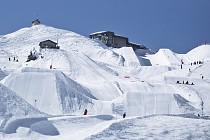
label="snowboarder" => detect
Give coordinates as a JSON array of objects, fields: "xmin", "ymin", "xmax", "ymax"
[
  {"xmin": 123, "ymin": 112, "xmax": 126, "ymax": 118},
  {"xmin": 83, "ymin": 109, "xmax": 88, "ymax": 115}
]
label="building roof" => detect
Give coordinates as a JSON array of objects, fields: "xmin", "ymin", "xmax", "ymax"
[
  {"xmin": 90, "ymin": 31, "xmax": 128, "ymax": 40},
  {"xmin": 32, "ymin": 19, "xmax": 40, "ymax": 24},
  {"xmin": 89, "ymin": 31, "xmax": 114, "ymax": 36},
  {"xmin": 40, "ymin": 40, "xmax": 57, "ymax": 45}
]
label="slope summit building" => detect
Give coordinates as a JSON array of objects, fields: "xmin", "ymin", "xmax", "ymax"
[{"xmin": 89, "ymin": 31, "xmax": 146, "ymax": 50}]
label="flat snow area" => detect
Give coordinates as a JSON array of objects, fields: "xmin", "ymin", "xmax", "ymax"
[{"xmin": 1, "ymin": 115, "xmax": 210, "ymax": 140}]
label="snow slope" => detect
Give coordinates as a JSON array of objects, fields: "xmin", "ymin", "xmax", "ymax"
[
  {"xmin": 0, "ymin": 24, "xmax": 210, "ymax": 139},
  {"xmin": 0, "ymin": 24, "xmax": 123, "ymax": 69},
  {"xmin": 186, "ymin": 44, "xmax": 210, "ymax": 62}
]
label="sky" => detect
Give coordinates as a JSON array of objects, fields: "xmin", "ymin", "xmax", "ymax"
[{"xmin": 0, "ymin": 0, "xmax": 210, "ymax": 53}]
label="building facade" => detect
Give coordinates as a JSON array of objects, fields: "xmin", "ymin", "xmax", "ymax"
[
  {"xmin": 39, "ymin": 40, "xmax": 59, "ymax": 49},
  {"xmin": 89, "ymin": 31, "xmax": 146, "ymax": 50}
]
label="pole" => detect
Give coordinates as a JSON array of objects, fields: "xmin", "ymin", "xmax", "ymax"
[
  {"xmin": 35, "ymin": 100, "xmax": 37, "ymax": 108},
  {"xmin": 201, "ymin": 101, "xmax": 204, "ymax": 116},
  {"xmin": 168, "ymin": 104, "xmax": 169, "ymax": 114}
]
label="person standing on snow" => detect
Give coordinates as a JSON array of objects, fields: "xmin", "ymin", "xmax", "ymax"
[
  {"xmin": 83, "ymin": 109, "xmax": 88, "ymax": 115},
  {"xmin": 123, "ymin": 112, "xmax": 126, "ymax": 118}
]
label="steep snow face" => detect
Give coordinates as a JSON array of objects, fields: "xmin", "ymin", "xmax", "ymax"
[
  {"xmin": 0, "ymin": 69, "xmax": 7, "ymax": 80},
  {"xmin": 0, "ymin": 83, "xmax": 43, "ymax": 117},
  {"xmin": 186, "ymin": 45, "xmax": 210, "ymax": 61},
  {"xmin": 113, "ymin": 47, "xmax": 141, "ymax": 67},
  {"xmin": 126, "ymin": 92, "xmax": 180, "ymax": 117},
  {"xmin": 1, "ymin": 68, "xmax": 95, "ymax": 115},
  {"xmin": 145, "ymin": 49, "xmax": 182, "ymax": 66}
]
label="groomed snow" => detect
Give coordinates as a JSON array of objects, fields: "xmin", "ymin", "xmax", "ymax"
[{"xmin": 0, "ymin": 24, "xmax": 210, "ymax": 139}]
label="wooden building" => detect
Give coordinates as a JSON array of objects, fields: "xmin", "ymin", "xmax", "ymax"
[
  {"xmin": 89, "ymin": 31, "xmax": 146, "ymax": 50},
  {"xmin": 39, "ymin": 40, "xmax": 59, "ymax": 49}
]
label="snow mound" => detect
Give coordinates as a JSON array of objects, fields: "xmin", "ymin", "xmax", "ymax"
[
  {"xmin": 186, "ymin": 45, "xmax": 210, "ymax": 61},
  {"xmin": 1, "ymin": 67, "xmax": 95, "ymax": 115}
]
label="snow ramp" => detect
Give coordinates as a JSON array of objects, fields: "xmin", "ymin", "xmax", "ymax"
[
  {"xmin": 113, "ymin": 47, "xmax": 141, "ymax": 67},
  {"xmin": 126, "ymin": 92, "xmax": 180, "ymax": 117},
  {"xmin": 147, "ymin": 49, "xmax": 181, "ymax": 66},
  {"xmin": 1, "ymin": 68, "xmax": 95, "ymax": 115}
]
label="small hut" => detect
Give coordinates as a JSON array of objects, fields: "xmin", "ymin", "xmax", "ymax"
[
  {"xmin": 39, "ymin": 40, "xmax": 59, "ymax": 49},
  {"xmin": 32, "ymin": 19, "xmax": 40, "ymax": 26}
]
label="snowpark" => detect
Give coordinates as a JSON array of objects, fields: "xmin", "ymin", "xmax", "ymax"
[{"xmin": 0, "ymin": 24, "xmax": 210, "ymax": 139}]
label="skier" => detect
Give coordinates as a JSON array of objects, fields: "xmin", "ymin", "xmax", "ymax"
[
  {"xmin": 123, "ymin": 112, "xmax": 126, "ymax": 118},
  {"xmin": 83, "ymin": 109, "xmax": 88, "ymax": 115},
  {"xmin": 50, "ymin": 65, "xmax": 52, "ymax": 69}
]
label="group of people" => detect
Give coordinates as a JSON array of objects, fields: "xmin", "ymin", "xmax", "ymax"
[
  {"xmin": 191, "ymin": 61, "xmax": 203, "ymax": 66},
  {"xmin": 176, "ymin": 80, "xmax": 194, "ymax": 85},
  {"xmin": 9, "ymin": 57, "xmax": 18, "ymax": 62},
  {"xmin": 83, "ymin": 109, "xmax": 126, "ymax": 118}
]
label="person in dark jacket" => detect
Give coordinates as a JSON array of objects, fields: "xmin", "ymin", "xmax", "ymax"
[
  {"xmin": 83, "ymin": 109, "xmax": 88, "ymax": 115},
  {"xmin": 123, "ymin": 112, "xmax": 126, "ymax": 118}
]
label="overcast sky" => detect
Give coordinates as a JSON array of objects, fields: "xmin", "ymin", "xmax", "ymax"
[{"xmin": 0, "ymin": 0, "xmax": 210, "ymax": 53}]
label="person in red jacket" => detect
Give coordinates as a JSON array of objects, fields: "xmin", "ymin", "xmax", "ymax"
[{"xmin": 83, "ymin": 109, "xmax": 88, "ymax": 115}]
